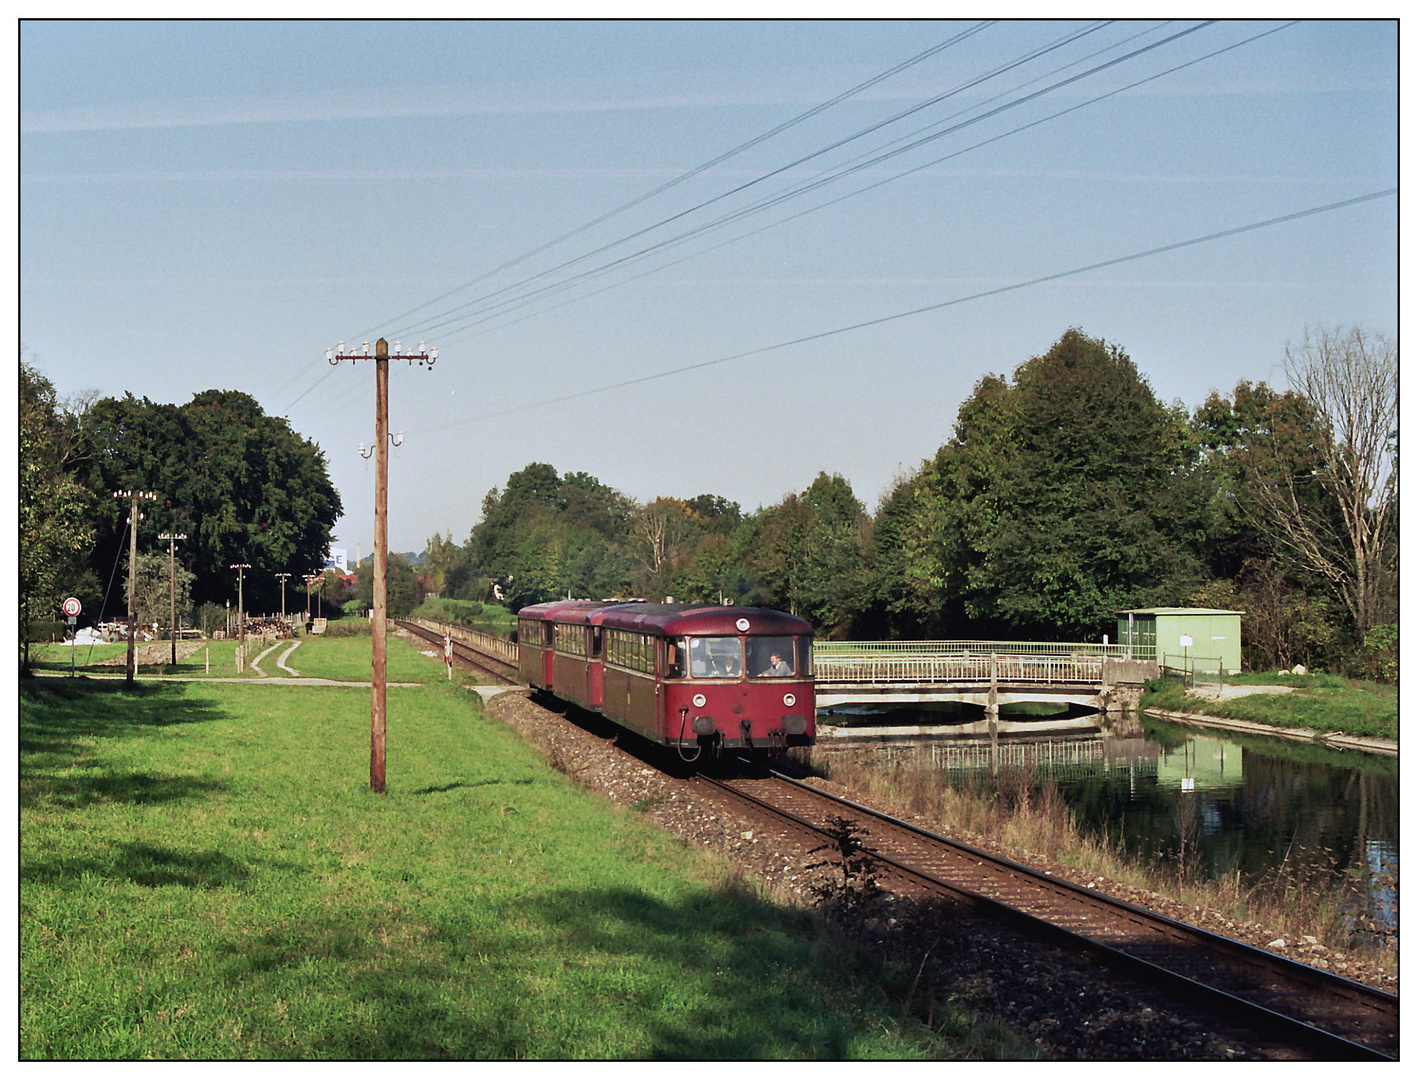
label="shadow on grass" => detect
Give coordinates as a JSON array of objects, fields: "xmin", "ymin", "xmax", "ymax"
[
  {"xmin": 210, "ymin": 884, "xmax": 867, "ymax": 1059},
  {"xmin": 22, "ymin": 840, "xmax": 263, "ymax": 890},
  {"xmin": 410, "ymin": 778, "xmax": 537, "ymax": 796},
  {"xmin": 20, "ymin": 677, "xmax": 226, "ymax": 751},
  {"xmin": 20, "ymin": 678, "xmax": 232, "ymax": 811}
]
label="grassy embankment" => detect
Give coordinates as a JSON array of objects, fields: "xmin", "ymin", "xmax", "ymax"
[
  {"xmin": 1140, "ymin": 671, "xmax": 1398, "ymax": 742},
  {"xmin": 20, "ymin": 636, "xmax": 1029, "ymax": 1060}
]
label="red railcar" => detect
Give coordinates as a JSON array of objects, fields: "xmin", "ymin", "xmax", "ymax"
[{"xmin": 516, "ymin": 601, "xmax": 814, "ymax": 759}]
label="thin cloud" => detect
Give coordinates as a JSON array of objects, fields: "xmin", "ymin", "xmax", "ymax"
[{"xmin": 20, "ymin": 81, "xmax": 805, "ymax": 135}]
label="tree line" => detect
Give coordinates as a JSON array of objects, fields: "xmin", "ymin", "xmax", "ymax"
[
  {"xmin": 19, "ymin": 366, "xmax": 342, "ymax": 663},
  {"xmin": 21, "ymin": 326, "xmax": 1396, "ymax": 680},
  {"xmin": 421, "ymin": 328, "xmax": 1396, "ymax": 680}
]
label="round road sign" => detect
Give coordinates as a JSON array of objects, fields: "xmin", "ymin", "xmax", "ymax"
[{"xmin": 62, "ymin": 596, "xmax": 82, "ymax": 617}]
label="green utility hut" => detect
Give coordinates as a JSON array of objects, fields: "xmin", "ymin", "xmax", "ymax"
[{"xmin": 1116, "ymin": 608, "xmax": 1244, "ymax": 674}]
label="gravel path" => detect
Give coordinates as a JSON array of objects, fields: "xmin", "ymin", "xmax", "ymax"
[{"xmin": 484, "ymin": 690, "xmax": 1394, "ymax": 1060}]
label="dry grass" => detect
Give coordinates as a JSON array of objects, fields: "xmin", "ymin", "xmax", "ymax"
[{"xmin": 814, "ymin": 754, "xmax": 1395, "ymax": 971}]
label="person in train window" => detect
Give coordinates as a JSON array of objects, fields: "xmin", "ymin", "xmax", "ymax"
[{"xmin": 762, "ymin": 652, "xmax": 791, "ymax": 677}]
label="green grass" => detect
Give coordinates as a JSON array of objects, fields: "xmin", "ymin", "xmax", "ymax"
[
  {"xmin": 1141, "ymin": 673, "xmax": 1398, "ymax": 741},
  {"xmin": 20, "ymin": 639, "xmax": 1021, "ymax": 1060},
  {"xmin": 27, "ymin": 631, "xmax": 448, "ymax": 685}
]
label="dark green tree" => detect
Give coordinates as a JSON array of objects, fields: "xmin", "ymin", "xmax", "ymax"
[
  {"xmin": 885, "ymin": 330, "xmax": 1208, "ymax": 639},
  {"xmin": 73, "ymin": 389, "xmax": 342, "ymax": 615}
]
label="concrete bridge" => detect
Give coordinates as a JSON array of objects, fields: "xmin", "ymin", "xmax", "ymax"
[{"xmin": 813, "ymin": 641, "xmax": 1158, "ymax": 721}]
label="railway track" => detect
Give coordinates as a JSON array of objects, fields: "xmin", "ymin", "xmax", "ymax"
[
  {"xmin": 395, "ymin": 620, "xmax": 519, "ymax": 683},
  {"xmin": 696, "ymin": 765, "xmax": 1397, "ymax": 1061}
]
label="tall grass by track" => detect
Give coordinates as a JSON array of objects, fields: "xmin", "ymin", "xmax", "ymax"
[
  {"xmin": 20, "ymin": 637, "xmax": 1026, "ymax": 1060},
  {"xmin": 813, "ymin": 753, "xmax": 1396, "ymax": 971}
]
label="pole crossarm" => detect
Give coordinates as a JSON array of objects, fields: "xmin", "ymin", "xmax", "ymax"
[{"xmin": 328, "ymin": 340, "xmax": 437, "ymax": 368}]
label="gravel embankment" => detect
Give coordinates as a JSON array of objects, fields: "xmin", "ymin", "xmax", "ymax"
[{"xmin": 484, "ymin": 689, "xmax": 1394, "ymax": 1060}]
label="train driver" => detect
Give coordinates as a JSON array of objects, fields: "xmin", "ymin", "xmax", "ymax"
[{"xmin": 762, "ymin": 652, "xmax": 791, "ymax": 677}]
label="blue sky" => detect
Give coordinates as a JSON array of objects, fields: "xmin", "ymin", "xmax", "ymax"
[{"xmin": 19, "ymin": 18, "xmax": 1398, "ymax": 558}]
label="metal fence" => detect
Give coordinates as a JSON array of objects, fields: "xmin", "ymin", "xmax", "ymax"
[
  {"xmin": 1160, "ymin": 652, "xmax": 1223, "ymax": 693},
  {"xmin": 409, "ymin": 618, "xmax": 518, "ymax": 664}
]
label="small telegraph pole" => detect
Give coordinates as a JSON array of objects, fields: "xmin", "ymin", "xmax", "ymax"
[
  {"xmin": 159, "ymin": 532, "xmax": 186, "ymax": 666},
  {"xmin": 114, "ymin": 489, "xmax": 157, "ymax": 685},
  {"xmin": 231, "ymin": 563, "xmax": 251, "ymax": 672},
  {"xmin": 327, "ymin": 337, "xmax": 437, "ymax": 794},
  {"xmin": 276, "ymin": 572, "xmax": 291, "ymax": 629}
]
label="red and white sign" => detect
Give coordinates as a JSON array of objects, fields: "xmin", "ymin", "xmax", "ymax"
[{"xmin": 62, "ymin": 596, "xmax": 82, "ymax": 618}]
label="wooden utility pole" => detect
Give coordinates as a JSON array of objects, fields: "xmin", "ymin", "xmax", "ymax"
[
  {"xmin": 159, "ymin": 532, "xmax": 186, "ymax": 666},
  {"xmin": 114, "ymin": 489, "xmax": 157, "ymax": 685},
  {"xmin": 372, "ymin": 339, "xmax": 390, "ymax": 793},
  {"xmin": 231, "ymin": 563, "xmax": 251, "ymax": 672},
  {"xmin": 328, "ymin": 336, "xmax": 436, "ymax": 793}
]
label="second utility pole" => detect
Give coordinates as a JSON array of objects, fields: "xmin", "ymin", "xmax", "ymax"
[
  {"xmin": 371, "ymin": 338, "xmax": 390, "ymax": 794},
  {"xmin": 328, "ymin": 335, "xmax": 436, "ymax": 794}
]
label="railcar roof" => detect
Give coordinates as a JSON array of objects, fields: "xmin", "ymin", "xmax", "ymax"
[
  {"xmin": 516, "ymin": 600, "xmax": 614, "ymax": 623},
  {"xmin": 594, "ymin": 603, "xmax": 811, "ymax": 636}
]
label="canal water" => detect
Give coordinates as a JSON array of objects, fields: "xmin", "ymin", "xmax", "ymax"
[{"xmin": 811, "ymin": 706, "xmax": 1398, "ymax": 948}]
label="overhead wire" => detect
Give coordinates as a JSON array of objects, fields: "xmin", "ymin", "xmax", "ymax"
[
  {"xmin": 275, "ymin": 22, "xmax": 998, "ymax": 419},
  {"xmin": 463, "ymin": 19, "xmax": 1306, "ymax": 349},
  {"xmin": 393, "ymin": 20, "xmax": 1123, "ymax": 341},
  {"xmin": 361, "ymin": 20, "xmax": 998, "ymax": 341},
  {"xmin": 421, "ymin": 188, "xmax": 1396, "ymax": 431},
  {"xmin": 420, "ymin": 20, "xmax": 1226, "ymax": 348}
]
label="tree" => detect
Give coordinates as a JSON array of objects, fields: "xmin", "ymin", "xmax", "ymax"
[
  {"xmin": 19, "ymin": 360, "xmax": 95, "ymax": 666},
  {"xmin": 1243, "ymin": 327, "xmax": 1397, "ymax": 640},
  {"xmin": 130, "ymin": 551, "xmax": 196, "ymax": 635},
  {"xmin": 74, "ymin": 389, "xmax": 342, "ymax": 614},
  {"xmin": 738, "ymin": 473, "xmax": 871, "ymax": 637},
  {"xmin": 898, "ymin": 330, "xmax": 1208, "ymax": 639}
]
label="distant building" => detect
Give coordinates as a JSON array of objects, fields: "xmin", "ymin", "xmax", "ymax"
[
  {"xmin": 1116, "ymin": 608, "xmax": 1244, "ymax": 674},
  {"xmin": 325, "ymin": 547, "xmax": 349, "ymax": 572}
]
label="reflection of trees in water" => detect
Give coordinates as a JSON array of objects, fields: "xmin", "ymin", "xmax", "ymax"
[{"xmin": 817, "ymin": 729, "xmax": 1398, "ymax": 946}]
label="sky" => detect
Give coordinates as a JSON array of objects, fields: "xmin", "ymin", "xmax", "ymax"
[{"xmin": 18, "ymin": 16, "xmax": 1398, "ymax": 560}]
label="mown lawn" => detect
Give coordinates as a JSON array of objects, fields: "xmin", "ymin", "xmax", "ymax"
[{"xmin": 20, "ymin": 638, "xmax": 1019, "ymax": 1060}]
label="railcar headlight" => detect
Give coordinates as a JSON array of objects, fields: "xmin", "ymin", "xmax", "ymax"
[
  {"xmin": 692, "ymin": 693, "xmax": 707, "ymax": 708},
  {"xmin": 782, "ymin": 693, "xmax": 796, "ymax": 707}
]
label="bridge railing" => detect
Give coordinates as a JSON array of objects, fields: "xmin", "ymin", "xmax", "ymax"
[
  {"xmin": 814, "ymin": 639, "xmax": 1148, "ymax": 659},
  {"xmin": 813, "ymin": 648, "xmax": 1106, "ymax": 685}
]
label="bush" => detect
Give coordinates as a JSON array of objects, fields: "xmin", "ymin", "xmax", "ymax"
[
  {"xmin": 1352, "ymin": 623, "xmax": 1398, "ymax": 685},
  {"xmin": 410, "ymin": 597, "xmax": 488, "ymax": 627}
]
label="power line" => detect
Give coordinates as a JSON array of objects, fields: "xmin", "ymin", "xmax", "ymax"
[
  {"xmin": 422, "ymin": 189, "xmax": 1395, "ymax": 431},
  {"xmin": 395, "ymin": 21, "xmax": 1128, "ymax": 341},
  {"xmin": 361, "ymin": 22, "xmax": 998, "ymax": 341},
  {"xmin": 427, "ymin": 20, "xmax": 1252, "ymax": 350}
]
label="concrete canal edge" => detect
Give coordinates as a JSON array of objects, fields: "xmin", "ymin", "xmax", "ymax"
[{"xmin": 1144, "ymin": 708, "xmax": 1397, "ymax": 757}]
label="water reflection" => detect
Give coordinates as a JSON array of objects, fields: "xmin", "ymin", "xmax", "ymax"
[{"xmin": 812, "ymin": 709, "xmax": 1398, "ymax": 944}]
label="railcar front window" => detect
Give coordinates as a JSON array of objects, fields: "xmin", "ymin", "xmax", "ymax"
[
  {"xmin": 686, "ymin": 636, "xmax": 742, "ymax": 678},
  {"xmin": 748, "ymin": 636, "xmax": 800, "ymax": 677}
]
